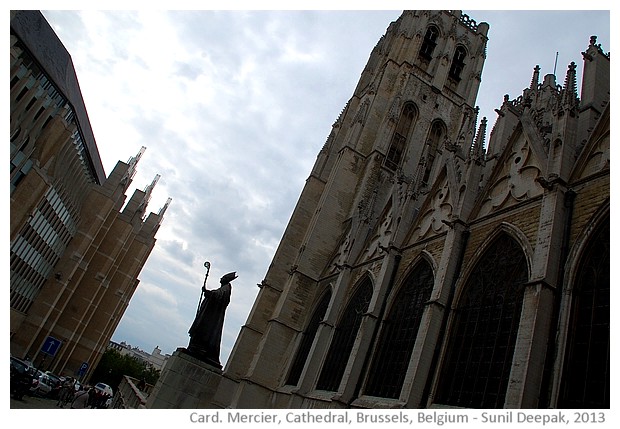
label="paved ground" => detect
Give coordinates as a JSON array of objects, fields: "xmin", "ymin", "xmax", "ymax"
[{"xmin": 10, "ymin": 394, "xmax": 65, "ymax": 409}]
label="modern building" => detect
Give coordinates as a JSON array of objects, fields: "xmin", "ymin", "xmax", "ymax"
[
  {"xmin": 198, "ymin": 10, "xmax": 609, "ymax": 409},
  {"xmin": 10, "ymin": 10, "xmax": 170, "ymax": 382}
]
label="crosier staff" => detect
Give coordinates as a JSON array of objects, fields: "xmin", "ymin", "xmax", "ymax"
[{"xmin": 196, "ymin": 261, "xmax": 211, "ymax": 316}]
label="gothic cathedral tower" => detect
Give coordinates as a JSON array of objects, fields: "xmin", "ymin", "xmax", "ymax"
[
  {"xmin": 222, "ymin": 10, "xmax": 490, "ymax": 408},
  {"xmin": 198, "ymin": 10, "xmax": 608, "ymax": 410}
]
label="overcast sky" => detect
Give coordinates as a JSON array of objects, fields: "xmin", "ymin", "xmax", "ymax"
[{"xmin": 36, "ymin": 7, "xmax": 611, "ymax": 365}]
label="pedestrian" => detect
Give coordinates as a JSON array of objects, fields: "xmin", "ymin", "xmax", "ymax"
[
  {"xmin": 86, "ymin": 385, "xmax": 96, "ymax": 408},
  {"xmin": 70, "ymin": 385, "xmax": 89, "ymax": 409},
  {"xmin": 56, "ymin": 377, "xmax": 74, "ymax": 408}
]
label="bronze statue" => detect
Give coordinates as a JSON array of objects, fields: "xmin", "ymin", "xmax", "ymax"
[{"xmin": 186, "ymin": 271, "xmax": 237, "ymax": 368}]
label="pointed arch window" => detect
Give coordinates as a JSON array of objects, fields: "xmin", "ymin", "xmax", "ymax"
[
  {"xmin": 386, "ymin": 102, "xmax": 417, "ymax": 171},
  {"xmin": 419, "ymin": 25, "xmax": 439, "ymax": 61},
  {"xmin": 559, "ymin": 218, "xmax": 609, "ymax": 408},
  {"xmin": 364, "ymin": 259, "xmax": 434, "ymax": 399},
  {"xmin": 316, "ymin": 278, "xmax": 373, "ymax": 392},
  {"xmin": 448, "ymin": 46, "xmax": 467, "ymax": 82},
  {"xmin": 435, "ymin": 234, "xmax": 527, "ymax": 408},
  {"xmin": 285, "ymin": 290, "xmax": 332, "ymax": 386},
  {"xmin": 421, "ymin": 120, "xmax": 446, "ymax": 186}
]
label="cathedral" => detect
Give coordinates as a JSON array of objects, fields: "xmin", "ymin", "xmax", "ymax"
[{"xmin": 185, "ymin": 10, "xmax": 610, "ymax": 409}]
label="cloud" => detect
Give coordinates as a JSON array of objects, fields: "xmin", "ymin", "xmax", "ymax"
[{"xmin": 39, "ymin": 10, "xmax": 610, "ymax": 366}]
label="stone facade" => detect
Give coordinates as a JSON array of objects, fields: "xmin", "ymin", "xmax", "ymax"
[
  {"xmin": 197, "ymin": 10, "xmax": 609, "ymax": 409},
  {"xmin": 9, "ymin": 11, "xmax": 169, "ymax": 382}
]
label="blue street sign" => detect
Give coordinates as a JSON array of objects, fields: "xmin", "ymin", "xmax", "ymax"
[
  {"xmin": 78, "ymin": 361, "xmax": 89, "ymax": 375},
  {"xmin": 41, "ymin": 336, "xmax": 62, "ymax": 356}
]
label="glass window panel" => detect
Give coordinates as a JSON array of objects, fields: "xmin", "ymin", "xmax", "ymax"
[
  {"xmin": 285, "ymin": 291, "xmax": 332, "ymax": 386},
  {"xmin": 364, "ymin": 260, "xmax": 434, "ymax": 398},
  {"xmin": 559, "ymin": 218, "xmax": 609, "ymax": 408},
  {"xmin": 435, "ymin": 234, "xmax": 527, "ymax": 408},
  {"xmin": 316, "ymin": 279, "xmax": 373, "ymax": 391}
]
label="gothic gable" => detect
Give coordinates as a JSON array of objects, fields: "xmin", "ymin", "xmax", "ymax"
[
  {"xmin": 324, "ymin": 196, "xmax": 395, "ymax": 274},
  {"xmin": 358, "ymin": 202, "xmax": 394, "ymax": 263},
  {"xmin": 570, "ymin": 104, "xmax": 610, "ymax": 182},
  {"xmin": 477, "ymin": 128, "xmax": 544, "ymax": 217},
  {"xmin": 409, "ymin": 169, "xmax": 453, "ymax": 241},
  {"xmin": 325, "ymin": 220, "xmax": 353, "ymax": 275}
]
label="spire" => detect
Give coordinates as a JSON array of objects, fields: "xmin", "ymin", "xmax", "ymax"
[
  {"xmin": 121, "ymin": 146, "xmax": 146, "ymax": 187},
  {"xmin": 158, "ymin": 197, "xmax": 172, "ymax": 217},
  {"xmin": 157, "ymin": 197, "xmax": 172, "ymax": 225},
  {"xmin": 466, "ymin": 106, "xmax": 480, "ymax": 149},
  {"xmin": 469, "ymin": 117, "xmax": 487, "ymax": 163},
  {"xmin": 582, "ymin": 35, "xmax": 609, "ymax": 61},
  {"xmin": 137, "ymin": 174, "xmax": 160, "ymax": 216},
  {"xmin": 529, "ymin": 65, "xmax": 540, "ymax": 91},
  {"xmin": 562, "ymin": 61, "xmax": 578, "ymax": 108}
]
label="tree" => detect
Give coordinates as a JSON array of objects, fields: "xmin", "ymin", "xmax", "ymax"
[{"xmin": 89, "ymin": 349, "xmax": 160, "ymax": 391}]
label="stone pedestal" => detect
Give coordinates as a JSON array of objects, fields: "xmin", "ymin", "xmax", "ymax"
[{"xmin": 146, "ymin": 347, "xmax": 223, "ymax": 409}]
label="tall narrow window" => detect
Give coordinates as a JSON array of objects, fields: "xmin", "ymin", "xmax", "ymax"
[
  {"xmin": 559, "ymin": 218, "xmax": 609, "ymax": 408},
  {"xmin": 316, "ymin": 278, "xmax": 373, "ymax": 392},
  {"xmin": 421, "ymin": 120, "xmax": 446, "ymax": 186},
  {"xmin": 10, "ymin": 187, "xmax": 78, "ymax": 313},
  {"xmin": 448, "ymin": 46, "xmax": 467, "ymax": 82},
  {"xmin": 285, "ymin": 290, "xmax": 332, "ymax": 386},
  {"xmin": 435, "ymin": 234, "xmax": 527, "ymax": 408},
  {"xmin": 364, "ymin": 260, "xmax": 434, "ymax": 399},
  {"xmin": 419, "ymin": 26, "xmax": 439, "ymax": 61},
  {"xmin": 386, "ymin": 103, "xmax": 417, "ymax": 171}
]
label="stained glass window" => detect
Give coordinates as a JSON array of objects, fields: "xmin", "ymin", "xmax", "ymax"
[
  {"xmin": 435, "ymin": 234, "xmax": 527, "ymax": 408},
  {"xmin": 316, "ymin": 278, "xmax": 373, "ymax": 391},
  {"xmin": 364, "ymin": 260, "xmax": 434, "ymax": 398},
  {"xmin": 285, "ymin": 290, "xmax": 332, "ymax": 386},
  {"xmin": 559, "ymin": 218, "xmax": 609, "ymax": 408}
]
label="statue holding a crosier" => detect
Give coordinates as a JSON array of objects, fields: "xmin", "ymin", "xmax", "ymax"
[{"xmin": 186, "ymin": 261, "xmax": 237, "ymax": 369}]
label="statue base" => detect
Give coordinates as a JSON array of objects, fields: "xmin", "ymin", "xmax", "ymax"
[
  {"xmin": 184, "ymin": 346, "xmax": 223, "ymax": 369},
  {"xmin": 146, "ymin": 347, "xmax": 224, "ymax": 409}
]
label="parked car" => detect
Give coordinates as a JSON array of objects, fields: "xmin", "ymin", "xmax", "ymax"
[
  {"xmin": 45, "ymin": 371, "xmax": 63, "ymax": 385},
  {"xmin": 44, "ymin": 371, "xmax": 64, "ymax": 399},
  {"xmin": 94, "ymin": 382, "xmax": 113, "ymax": 396},
  {"xmin": 32, "ymin": 371, "xmax": 55, "ymax": 397},
  {"xmin": 29, "ymin": 376, "xmax": 40, "ymax": 395},
  {"xmin": 10, "ymin": 357, "xmax": 37, "ymax": 400},
  {"xmin": 92, "ymin": 382, "xmax": 114, "ymax": 408},
  {"xmin": 10, "ymin": 356, "xmax": 34, "ymax": 373}
]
